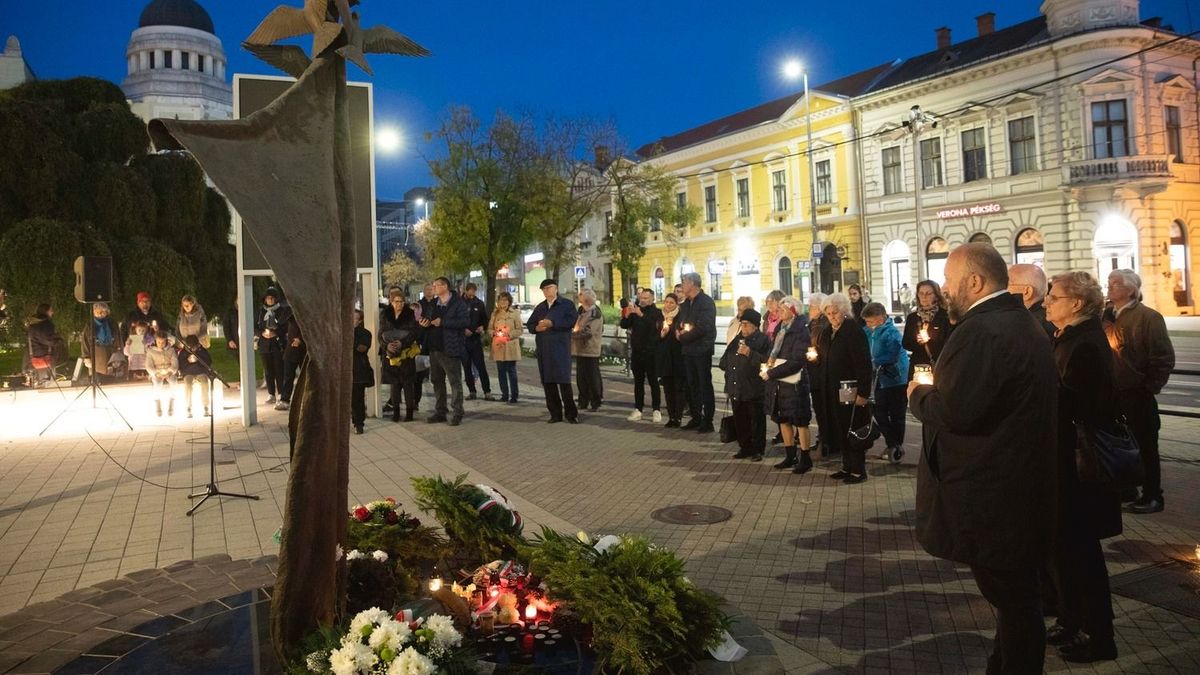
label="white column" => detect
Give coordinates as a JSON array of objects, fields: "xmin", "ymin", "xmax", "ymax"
[
  {"xmin": 203, "ymin": 54, "xmax": 212, "ymax": 75},
  {"xmin": 127, "ymin": 55, "xmax": 136, "ymax": 74},
  {"xmin": 139, "ymin": 51, "xmax": 149, "ymax": 70},
  {"xmin": 154, "ymin": 49, "xmax": 164, "ymax": 69},
  {"xmin": 217, "ymin": 60, "xmax": 225, "ymax": 79},
  {"xmin": 172, "ymin": 49, "xmax": 181, "ymax": 69}
]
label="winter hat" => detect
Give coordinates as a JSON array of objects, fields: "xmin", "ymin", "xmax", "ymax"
[
  {"xmin": 136, "ymin": 292, "xmax": 151, "ymax": 303},
  {"xmin": 740, "ymin": 309, "xmax": 762, "ymax": 327},
  {"xmin": 539, "ymin": 279, "xmax": 558, "ymax": 289}
]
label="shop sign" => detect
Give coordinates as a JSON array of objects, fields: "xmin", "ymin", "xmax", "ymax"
[{"xmin": 936, "ymin": 202, "xmax": 1003, "ymax": 219}]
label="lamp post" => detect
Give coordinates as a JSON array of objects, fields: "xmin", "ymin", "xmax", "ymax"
[
  {"xmin": 414, "ymin": 196, "xmax": 429, "ymax": 221},
  {"xmin": 906, "ymin": 105, "xmax": 936, "ymax": 282},
  {"xmin": 784, "ymin": 60, "xmax": 821, "ymax": 299}
]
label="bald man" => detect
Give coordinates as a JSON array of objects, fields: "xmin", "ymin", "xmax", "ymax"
[
  {"xmin": 1009, "ymin": 263, "xmax": 1054, "ymax": 337},
  {"xmin": 909, "ymin": 243, "xmax": 1058, "ymax": 674}
]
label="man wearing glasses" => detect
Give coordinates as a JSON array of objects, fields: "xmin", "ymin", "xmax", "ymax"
[{"xmin": 1009, "ymin": 264, "xmax": 1055, "ymax": 337}]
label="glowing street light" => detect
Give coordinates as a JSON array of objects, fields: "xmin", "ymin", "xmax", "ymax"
[
  {"xmin": 376, "ymin": 127, "xmax": 401, "ymax": 153},
  {"xmin": 782, "ymin": 59, "xmax": 803, "ymax": 80},
  {"xmin": 782, "ymin": 59, "xmax": 820, "ymax": 297}
]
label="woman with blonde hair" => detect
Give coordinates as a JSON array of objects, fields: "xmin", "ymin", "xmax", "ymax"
[{"xmin": 726, "ymin": 295, "xmax": 756, "ymax": 344}]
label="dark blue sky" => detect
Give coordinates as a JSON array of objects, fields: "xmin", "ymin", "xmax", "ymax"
[{"xmin": 5, "ymin": 1, "xmax": 1193, "ymax": 199}]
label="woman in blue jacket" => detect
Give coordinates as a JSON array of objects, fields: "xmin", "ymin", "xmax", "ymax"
[{"xmin": 862, "ymin": 303, "xmax": 909, "ymax": 463}]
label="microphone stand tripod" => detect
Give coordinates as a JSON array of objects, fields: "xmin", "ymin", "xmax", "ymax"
[
  {"xmin": 183, "ymin": 341, "xmax": 259, "ymax": 516},
  {"xmin": 40, "ymin": 318, "xmax": 131, "ymax": 436}
]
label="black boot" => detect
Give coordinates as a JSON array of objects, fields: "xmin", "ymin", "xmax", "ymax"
[
  {"xmin": 392, "ymin": 401, "xmax": 401, "ymax": 423},
  {"xmin": 405, "ymin": 409, "xmax": 414, "ymax": 422},
  {"xmin": 774, "ymin": 446, "xmax": 798, "ymax": 470},
  {"xmin": 792, "ymin": 450, "xmax": 814, "ymax": 474}
]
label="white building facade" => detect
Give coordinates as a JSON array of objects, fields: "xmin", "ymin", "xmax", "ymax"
[
  {"xmin": 121, "ymin": 0, "xmax": 232, "ymax": 122},
  {"xmin": 856, "ymin": 0, "xmax": 1200, "ymax": 315}
]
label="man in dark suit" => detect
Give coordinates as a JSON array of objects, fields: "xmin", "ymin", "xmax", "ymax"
[
  {"xmin": 676, "ymin": 272, "xmax": 717, "ymax": 433},
  {"xmin": 908, "ymin": 243, "xmax": 1058, "ymax": 675}
]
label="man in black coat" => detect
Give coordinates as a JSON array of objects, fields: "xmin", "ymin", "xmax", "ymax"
[
  {"xmin": 460, "ymin": 283, "xmax": 494, "ymax": 401},
  {"xmin": 420, "ymin": 277, "xmax": 470, "ymax": 426},
  {"xmin": 619, "ymin": 288, "xmax": 663, "ymax": 422},
  {"xmin": 676, "ymin": 272, "xmax": 717, "ymax": 433},
  {"xmin": 908, "ymin": 243, "xmax": 1058, "ymax": 675}
]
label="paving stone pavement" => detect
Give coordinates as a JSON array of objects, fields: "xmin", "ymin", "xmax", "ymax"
[{"xmin": 0, "ymin": 364, "xmax": 1197, "ymax": 674}]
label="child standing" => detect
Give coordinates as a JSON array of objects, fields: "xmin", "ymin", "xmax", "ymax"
[
  {"xmin": 178, "ymin": 334, "xmax": 213, "ymax": 418},
  {"xmin": 125, "ymin": 321, "xmax": 153, "ymax": 377}
]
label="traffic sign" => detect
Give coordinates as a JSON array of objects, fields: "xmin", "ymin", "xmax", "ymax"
[
  {"xmin": 813, "ymin": 249, "xmax": 823, "ymax": 259},
  {"xmin": 574, "ymin": 265, "xmax": 586, "ymax": 279}
]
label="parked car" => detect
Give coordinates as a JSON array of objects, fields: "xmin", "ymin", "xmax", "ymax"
[{"xmin": 517, "ymin": 303, "xmax": 535, "ymax": 324}]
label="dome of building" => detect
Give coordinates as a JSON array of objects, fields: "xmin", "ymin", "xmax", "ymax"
[{"xmin": 138, "ymin": 0, "xmax": 215, "ymax": 35}]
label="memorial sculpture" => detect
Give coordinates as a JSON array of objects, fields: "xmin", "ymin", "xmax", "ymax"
[{"xmin": 147, "ymin": 0, "xmax": 428, "ymax": 658}]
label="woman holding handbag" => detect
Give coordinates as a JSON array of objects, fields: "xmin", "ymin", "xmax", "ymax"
[
  {"xmin": 1044, "ymin": 271, "xmax": 1121, "ymax": 664},
  {"xmin": 811, "ymin": 293, "xmax": 873, "ymax": 484},
  {"xmin": 762, "ymin": 297, "xmax": 813, "ymax": 473},
  {"xmin": 489, "ymin": 292, "xmax": 524, "ymax": 403}
]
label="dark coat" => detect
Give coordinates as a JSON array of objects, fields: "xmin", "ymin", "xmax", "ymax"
[
  {"xmin": 719, "ymin": 329, "xmax": 771, "ymax": 401},
  {"xmin": 27, "ymin": 316, "xmax": 64, "ymax": 360},
  {"xmin": 178, "ymin": 345, "xmax": 213, "ymax": 377},
  {"xmin": 426, "ymin": 292, "xmax": 470, "ymax": 358},
  {"xmin": 379, "ymin": 305, "xmax": 419, "ymax": 386},
  {"xmin": 902, "ymin": 308, "xmax": 953, "ymax": 373},
  {"xmin": 620, "ymin": 304, "xmax": 663, "ymax": 357},
  {"xmin": 353, "ymin": 325, "xmax": 374, "ymax": 386},
  {"xmin": 764, "ymin": 319, "xmax": 812, "ymax": 419},
  {"xmin": 1102, "ymin": 301, "xmax": 1176, "ymax": 395},
  {"xmin": 909, "ymin": 292, "xmax": 1058, "ymax": 571},
  {"xmin": 463, "ymin": 295, "xmax": 489, "ymax": 343},
  {"xmin": 1054, "ymin": 318, "xmax": 1122, "ymax": 540},
  {"xmin": 81, "ymin": 316, "xmax": 122, "ymax": 376},
  {"xmin": 850, "ymin": 298, "xmax": 866, "ymax": 327},
  {"xmin": 813, "ymin": 319, "xmax": 872, "ymax": 402},
  {"xmin": 254, "ymin": 303, "xmax": 291, "ymax": 354},
  {"xmin": 526, "ymin": 296, "xmax": 577, "ymax": 384},
  {"xmin": 283, "ymin": 315, "xmax": 306, "ymax": 363},
  {"xmin": 223, "ymin": 307, "xmax": 240, "ymax": 351},
  {"xmin": 655, "ymin": 315, "xmax": 686, "ymax": 380},
  {"xmin": 806, "ymin": 314, "xmax": 829, "ymax": 382},
  {"xmin": 123, "ymin": 307, "xmax": 171, "ymax": 343},
  {"xmin": 1028, "ymin": 300, "xmax": 1057, "ymax": 338},
  {"xmin": 677, "ymin": 291, "xmax": 716, "ymax": 357}
]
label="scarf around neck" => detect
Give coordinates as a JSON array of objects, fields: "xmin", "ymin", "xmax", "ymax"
[{"xmin": 262, "ymin": 303, "xmax": 279, "ymax": 329}]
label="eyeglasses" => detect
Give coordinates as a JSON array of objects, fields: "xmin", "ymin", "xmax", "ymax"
[{"xmin": 1045, "ymin": 293, "xmax": 1068, "ymax": 303}]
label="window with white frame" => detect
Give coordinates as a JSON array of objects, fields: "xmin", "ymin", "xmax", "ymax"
[
  {"xmin": 1166, "ymin": 105, "xmax": 1184, "ymax": 162},
  {"xmin": 920, "ymin": 138, "xmax": 943, "ymax": 188},
  {"xmin": 882, "ymin": 147, "xmax": 902, "ymax": 195},
  {"xmin": 1092, "ymin": 100, "xmax": 1128, "ymax": 158},
  {"xmin": 704, "ymin": 185, "xmax": 716, "ymax": 223},
  {"xmin": 815, "ymin": 160, "xmax": 832, "ymax": 204},
  {"xmin": 676, "ymin": 191, "xmax": 687, "ymax": 211},
  {"xmin": 771, "ymin": 169, "xmax": 787, "ymax": 211},
  {"xmin": 1008, "ymin": 116, "xmax": 1037, "ymax": 175},
  {"xmin": 649, "ymin": 198, "xmax": 661, "ymax": 232},
  {"xmin": 961, "ymin": 128, "xmax": 987, "ymax": 182},
  {"xmin": 736, "ymin": 177, "xmax": 750, "ymax": 218}
]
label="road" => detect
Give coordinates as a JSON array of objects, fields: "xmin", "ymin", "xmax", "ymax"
[{"xmin": 1160, "ymin": 333, "xmax": 1199, "ymax": 412}]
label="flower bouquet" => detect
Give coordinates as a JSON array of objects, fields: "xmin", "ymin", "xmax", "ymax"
[
  {"xmin": 346, "ymin": 499, "xmax": 447, "ymax": 603},
  {"xmin": 304, "ymin": 608, "xmax": 477, "ymax": 675}
]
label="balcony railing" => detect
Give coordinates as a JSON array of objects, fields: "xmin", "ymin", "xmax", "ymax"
[{"xmin": 1063, "ymin": 154, "xmax": 1172, "ymax": 185}]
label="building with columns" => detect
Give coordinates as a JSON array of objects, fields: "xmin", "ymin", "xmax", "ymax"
[
  {"xmin": 0, "ymin": 36, "xmax": 36, "ymax": 90},
  {"xmin": 856, "ymin": 0, "xmax": 1199, "ymax": 315},
  {"xmin": 121, "ymin": 0, "xmax": 232, "ymax": 122}
]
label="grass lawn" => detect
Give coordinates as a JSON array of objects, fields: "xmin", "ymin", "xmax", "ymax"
[{"xmin": 0, "ymin": 343, "xmax": 262, "ymax": 384}]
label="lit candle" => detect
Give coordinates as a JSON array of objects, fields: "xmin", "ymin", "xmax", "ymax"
[
  {"xmin": 525, "ymin": 604, "xmax": 537, "ymax": 622},
  {"xmin": 918, "ymin": 324, "xmax": 930, "ymax": 343},
  {"xmin": 682, "ymin": 323, "xmax": 693, "ymax": 333},
  {"xmin": 806, "ymin": 346, "xmax": 818, "ymax": 362},
  {"xmin": 913, "ymin": 364, "xmax": 934, "ymax": 386},
  {"xmin": 429, "ymin": 577, "xmax": 443, "ymax": 593}
]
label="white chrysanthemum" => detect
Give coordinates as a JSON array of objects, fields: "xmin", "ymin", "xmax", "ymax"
[
  {"xmin": 328, "ymin": 645, "xmax": 358, "ymax": 675},
  {"xmin": 348, "ymin": 607, "xmax": 389, "ymax": 638},
  {"xmin": 423, "ymin": 614, "xmax": 462, "ymax": 648},
  {"xmin": 387, "ymin": 647, "xmax": 436, "ymax": 675},
  {"xmin": 335, "ymin": 544, "xmax": 344, "ymax": 562},
  {"xmin": 367, "ymin": 618, "xmax": 409, "ymax": 652},
  {"xmin": 371, "ymin": 550, "xmax": 389, "ymax": 563},
  {"xmin": 349, "ymin": 641, "xmax": 378, "ymax": 671},
  {"xmin": 305, "ymin": 649, "xmax": 329, "ymax": 672},
  {"xmin": 346, "ymin": 549, "xmax": 366, "ymax": 561}
]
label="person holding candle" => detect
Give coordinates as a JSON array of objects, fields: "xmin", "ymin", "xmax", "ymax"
[
  {"xmin": 1043, "ymin": 271, "xmax": 1122, "ymax": 663},
  {"xmin": 122, "ymin": 290, "xmax": 171, "ymax": 344},
  {"xmin": 176, "ymin": 294, "xmax": 210, "ymax": 350},
  {"xmin": 380, "ymin": 288, "xmax": 421, "ymax": 422},
  {"xmin": 351, "ymin": 309, "xmax": 373, "ymax": 434},
  {"xmin": 488, "ymin": 291, "xmax": 523, "ymax": 404},
  {"xmin": 761, "ymin": 290, "xmax": 785, "ymax": 343},
  {"xmin": 527, "ymin": 279, "xmax": 579, "ymax": 423},
  {"xmin": 656, "ymin": 294, "xmax": 687, "ymax": 428},
  {"xmin": 719, "ymin": 309, "xmax": 771, "ymax": 461},
  {"xmin": 812, "ymin": 293, "xmax": 873, "ymax": 483},
  {"xmin": 762, "ymin": 297, "xmax": 813, "ymax": 473},
  {"xmin": 145, "ymin": 328, "xmax": 179, "ymax": 417},
  {"xmin": 676, "ymin": 272, "xmax": 717, "ymax": 433},
  {"xmin": 621, "ymin": 288, "xmax": 663, "ymax": 422},
  {"xmin": 805, "ymin": 293, "xmax": 831, "ymax": 456},
  {"xmin": 902, "ymin": 280, "xmax": 953, "ymax": 380},
  {"xmin": 862, "ymin": 302, "xmax": 909, "ymax": 464},
  {"xmin": 726, "ymin": 296, "xmax": 756, "ymax": 345},
  {"xmin": 254, "ymin": 287, "xmax": 290, "ymax": 406},
  {"xmin": 572, "ymin": 289, "xmax": 605, "ymax": 412},
  {"xmin": 907, "ymin": 243, "xmax": 1058, "ymax": 675}
]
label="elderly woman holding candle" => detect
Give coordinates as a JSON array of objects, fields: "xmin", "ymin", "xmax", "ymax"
[
  {"xmin": 762, "ymin": 296, "xmax": 814, "ymax": 473},
  {"xmin": 811, "ymin": 292, "xmax": 873, "ymax": 483},
  {"xmin": 902, "ymin": 280, "xmax": 953, "ymax": 379},
  {"xmin": 1043, "ymin": 271, "xmax": 1122, "ymax": 663}
]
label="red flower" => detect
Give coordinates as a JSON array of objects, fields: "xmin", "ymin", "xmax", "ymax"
[
  {"xmin": 385, "ymin": 510, "xmax": 399, "ymax": 524},
  {"xmin": 353, "ymin": 506, "xmax": 370, "ymax": 522},
  {"xmin": 385, "ymin": 497, "xmax": 397, "ymax": 505}
]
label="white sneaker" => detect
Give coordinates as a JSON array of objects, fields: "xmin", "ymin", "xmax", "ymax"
[
  {"xmin": 267, "ymin": 395, "xmax": 276, "ymax": 405},
  {"xmin": 275, "ymin": 401, "xmax": 290, "ymax": 411},
  {"xmin": 626, "ymin": 410, "xmax": 643, "ymax": 422},
  {"xmin": 878, "ymin": 446, "xmax": 891, "ymax": 460},
  {"xmin": 651, "ymin": 410, "xmax": 663, "ymax": 423}
]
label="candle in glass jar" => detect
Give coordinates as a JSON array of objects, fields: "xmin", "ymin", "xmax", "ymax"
[
  {"xmin": 913, "ymin": 364, "xmax": 934, "ymax": 386},
  {"xmin": 918, "ymin": 324, "xmax": 930, "ymax": 343},
  {"xmin": 682, "ymin": 323, "xmax": 693, "ymax": 333},
  {"xmin": 806, "ymin": 346, "xmax": 818, "ymax": 362}
]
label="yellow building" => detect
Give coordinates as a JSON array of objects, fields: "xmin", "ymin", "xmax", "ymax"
[{"xmin": 632, "ymin": 66, "xmax": 889, "ymax": 310}]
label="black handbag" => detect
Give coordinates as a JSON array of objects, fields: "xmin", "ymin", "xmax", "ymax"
[
  {"xmin": 719, "ymin": 397, "xmax": 737, "ymax": 443},
  {"xmin": 846, "ymin": 403, "xmax": 880, "ymax": 453},
  {"xmin": 1075, "ymin": 420, "xmax": 1143, "ymax": 489}
]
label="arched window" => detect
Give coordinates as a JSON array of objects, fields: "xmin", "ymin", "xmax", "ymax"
[
  {"xmin": 882, "ymin": 240, "xmax": 911, "ymax": 313},
  {"xmin": 1014, "ymin": 228, "xmax": 1044, "ymax": 267},
  {"xmin": 1170, "ymin": 219, "xmax": 1191, "ymax": 307},
  {"xmin": 926, "ymin": 237, "xmax": 949, "ymax": 286},
  {"xmin": 969, "ymin": 232, "xmax": 993, "ymax": 245},
  {"xmin": 652, "ymin": 267, "xmax": 666, "ymax": 301},
  {"xmin": 1093, "ymin": 215, "xmax": 1138, "ymax": 277},
  {"xmin": 777, "ymin": 256, "xmax": 793, "ymax": 296}
]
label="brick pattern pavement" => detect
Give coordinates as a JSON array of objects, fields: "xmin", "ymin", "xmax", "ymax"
[{"xmin": 0, "ymin": 366, "xmax": 1198, "ymax": 673}]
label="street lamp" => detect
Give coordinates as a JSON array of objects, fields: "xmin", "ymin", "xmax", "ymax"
[
  {"xmin": 904, "ymin": 105, "xmax": 937, "ymax": 280},
  {"xmin": 414, "ymin": 196, "xmax": 429, "ymax": 220},
  {"xmin": 784, "ymin": 60, "xmax": 821, "ymax": 299},
  {"xmin": 376, "ymin": 127, "xmax": 401, "ymax": 153}
]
